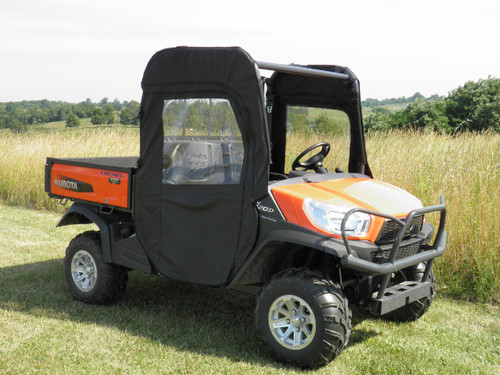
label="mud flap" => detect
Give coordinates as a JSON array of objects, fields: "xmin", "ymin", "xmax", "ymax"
[
  {"xmin": 112, "ymin": 233, "xmax": 153, "ymax": 274},
  {"xmin": 371, "ymin": 281, "xmax": 433, "ymax": 316}
]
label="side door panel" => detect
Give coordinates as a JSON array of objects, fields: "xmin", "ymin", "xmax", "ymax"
[{"xmin": 158, "ymin": 98, "xmax": 251, "ymax": 286}]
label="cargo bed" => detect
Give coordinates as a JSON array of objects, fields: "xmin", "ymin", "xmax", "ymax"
[{"xmin": 45, "ymin": 157, "xmax": 138, "ymax": 211}]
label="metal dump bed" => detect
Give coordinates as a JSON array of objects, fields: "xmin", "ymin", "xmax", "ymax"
[{"xmin": 45, "ymin": 157, "xmax": 138, "ymax": 210}]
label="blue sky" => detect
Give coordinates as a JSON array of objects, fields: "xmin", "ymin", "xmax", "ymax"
[{"xmin": 1, "ymin": 0, "xmax": 498, "ymax": 102}]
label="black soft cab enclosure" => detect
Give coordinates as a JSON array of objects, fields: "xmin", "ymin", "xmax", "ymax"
[{"xmin": 136, "ymin": 47, "xmax": 270, "ymax": 285}]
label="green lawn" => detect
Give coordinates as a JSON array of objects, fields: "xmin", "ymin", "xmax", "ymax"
[{"xmin": 0, "ymin": 203, "xmax": 499, "ymax": 374}]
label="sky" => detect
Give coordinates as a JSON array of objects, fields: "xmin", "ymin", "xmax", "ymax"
[{"xmin": 1, "ymin": 0, "xmax": 499, "ymax": 103}]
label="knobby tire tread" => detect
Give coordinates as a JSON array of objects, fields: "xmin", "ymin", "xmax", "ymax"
[
  {"xmin": 65, "ymin": 230, "xmax": 128, "ymax": 305},
  {"xmin": 256, "ymin": 267, "xmax": 352, "ymax": 369}
]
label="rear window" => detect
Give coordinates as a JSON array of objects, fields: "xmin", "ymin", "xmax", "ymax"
[{"xmin": 161, "ymin": 98, "xmax": 244, "ymax": 185}]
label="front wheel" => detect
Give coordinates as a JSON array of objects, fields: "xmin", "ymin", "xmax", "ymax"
[
  {"xmin": 256, "ymin": 268, "xmax": 351, "ymax": 369},
  {"xmin": 64, "ymin": 231, "xmax": 128, "ymax": 305}
]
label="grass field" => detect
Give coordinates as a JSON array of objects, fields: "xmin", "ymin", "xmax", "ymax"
[
  {"xmin": 0, "ymin": 204, "xmax": 498, "ymax": 374},
  {"xmin": 0, "ymin": 125, "xmax": 499, "ymax": 304}
]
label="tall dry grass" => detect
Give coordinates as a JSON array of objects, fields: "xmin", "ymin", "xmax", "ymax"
[
  {"xmin": 0, "ymin": 127, "xmax": 498, "ymax": 302},
  {"xmin": 287, "ymin": 130, "xmax": 499, "ymax": 303},
  {"xmin": 365, "ymin": 130, "xmax": 499, "ymax": 302}
]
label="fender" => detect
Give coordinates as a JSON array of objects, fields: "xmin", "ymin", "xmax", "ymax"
[
  {"xmin": 227, "ymin": 217, "xmax": 350, "ymax": 292},
  {"xmin": 56, "ymin": 203, "xmax": 114, "ymax": 262}
]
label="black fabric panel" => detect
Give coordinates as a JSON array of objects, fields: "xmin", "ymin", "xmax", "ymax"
[
  {"xmin": 160, "ymin": 185, "xmax": 242, "ymax": 285},
  {"xmin": 54, "ymin": 157, "xmax": 139, "ymax": 169},
  {"xmin": 269, "ymin": 96, "xmax": 288, "ymax": 174},
  {"xmin": 133, "ymin": 94, "xmax": 163, "ymax": 268},
  {"xmin": 268, "ymin": 66, "xmax": 372, "ymax": 177},
  {"xmin": 136, "ymin": 47, "xmax": 269, "ymax": 285}
]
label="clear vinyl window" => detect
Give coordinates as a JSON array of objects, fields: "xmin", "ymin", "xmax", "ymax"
[
  {"xmin": 162, "ymin": 98, "xmax": 244, "ymax": 185},
  {"xmin": 285, "ymin": 106, "xmax": 350, "ymax": 173}
]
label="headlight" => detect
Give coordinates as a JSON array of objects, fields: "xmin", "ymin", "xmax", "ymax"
[{"xmin": 303, "ymin": 198, "xmax": 371, "ymax": 237}]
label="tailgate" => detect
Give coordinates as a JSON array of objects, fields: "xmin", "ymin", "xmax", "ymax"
[{"xmin": 45, "ymin": 157, "xmax": 137, "ymax": 210}]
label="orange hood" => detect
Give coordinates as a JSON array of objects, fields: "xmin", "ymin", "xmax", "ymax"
[{"xmin": 271, "ymin": 177, "xmax": 423, "ymax": 241}]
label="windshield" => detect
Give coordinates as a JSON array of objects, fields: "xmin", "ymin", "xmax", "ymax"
[{"xmin": 285, "ymin": 106, "xmax": 350, "ymax": 173}]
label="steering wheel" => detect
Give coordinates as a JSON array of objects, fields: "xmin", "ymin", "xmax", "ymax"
[{"xmin": 292, "ymin": 142, "xmax": 331, "ymax": 173}]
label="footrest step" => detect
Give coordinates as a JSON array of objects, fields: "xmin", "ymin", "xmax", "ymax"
[{"xmin": 372, "ymin": 281, "xmax": 432, "ymax": 316}]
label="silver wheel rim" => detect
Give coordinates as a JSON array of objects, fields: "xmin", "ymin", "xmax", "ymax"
[
  {"xmin": 268, "ymin": 294, "xmax": 316, "ymax": 350},
  {"xmin": 71, "ymin": 250, "xmax": 98, "ymax": 292}
]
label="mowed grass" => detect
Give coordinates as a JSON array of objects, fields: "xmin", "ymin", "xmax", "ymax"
[
  {"xmin": 0, "ymin": 204, "xmax": 499, "ymax": 374},
  {"xmin": 0, "ymin": 126, "xmax": 499, "ymax": 303}
]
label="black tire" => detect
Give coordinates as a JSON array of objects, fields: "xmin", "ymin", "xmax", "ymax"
[
  {"xmin": 256, "ymin": 268, "xmax": 352, "ymax": 369},
  {"xmin": 383, "ymin": 263, "xmax": 436, "ymax": 322},
  {"xmin": 64, "ymin": 231, "xmax": 128, "ymax": 305}
]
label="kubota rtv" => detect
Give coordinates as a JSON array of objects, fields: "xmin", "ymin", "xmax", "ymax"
[{"xmin": 45, "ymin": 47, "xmax": 447, "ymax": 368}]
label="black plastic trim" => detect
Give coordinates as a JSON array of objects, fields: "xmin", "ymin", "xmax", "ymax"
[
  {"xmin": 57, "ymin": 203, "xmax": 154, "ymax": 272},
  {"xmin": 340, "ymin": 197, "xmax": 447, "ymax": 277},
  {"xmin": 57, "ymin": 203, "xmax": 113, "ymax": 262}
]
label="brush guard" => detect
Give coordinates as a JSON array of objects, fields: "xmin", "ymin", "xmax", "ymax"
[{"xmin": 339, "ymin": 196, "xmax": 447, "ymax": 315}]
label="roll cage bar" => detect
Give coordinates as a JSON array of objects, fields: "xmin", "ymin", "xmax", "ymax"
[
  {"xmin": 256, "ymin": 61, "xmax": 350, "ymax": 80},
  {"xmin": 256, "ymin": 59, "xmax": 372, "ymax": 178}
]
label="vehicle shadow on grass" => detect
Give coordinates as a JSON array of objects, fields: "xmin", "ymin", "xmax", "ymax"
[{"xmin": 0, "ymin": 259, "xmax": 379, "ymax": 367}]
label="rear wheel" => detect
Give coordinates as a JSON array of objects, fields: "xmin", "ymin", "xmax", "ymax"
[
  {"xmin": 256, "ymin": 268, "xmax": 351, "ymax": 369},
  {"xmin": 64, "ymin": 231, "xmax": 128, "ymax": 305}
]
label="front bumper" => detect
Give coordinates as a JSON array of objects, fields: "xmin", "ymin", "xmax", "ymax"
[
  {"xmin": 338, "ymin": 196, "xmax": 447, "ymax": 315},
  {"xmin": 339, "ymin": 196, "xmax": 447, "ymax": 275}
]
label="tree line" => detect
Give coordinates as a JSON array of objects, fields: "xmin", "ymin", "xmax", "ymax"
[
  {"xmin": 362, "ymin": 92, "xmax": 443, "ymax": 108},
  {"xmin": 287, "ymin": 107, "xmax": 347, "ymax": 135},
  {"xmin": 163, "ymin": 99, "xmax": 239, "ymax": 136},
  {"xmin": 364, "ymin": 77, "xmax": 500, "ymax": 133},
  {"xmin": 0, "ymin": 98, "xmax": 140, "ymax": 131},
  {"xmin": 2, "ymin": 76, "xmax": 498, "ymax": 133}
]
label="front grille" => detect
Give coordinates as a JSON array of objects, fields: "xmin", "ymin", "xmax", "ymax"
[
  {"xmin": 375, "ymin": 214, "xmax": 424, "ymax": 245},
  {"xmin": 371, "ymin": 241, "xmax": 422, "ymax": 264}
]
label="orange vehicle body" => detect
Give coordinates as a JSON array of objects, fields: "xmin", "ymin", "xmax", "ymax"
[
  {"xmin": 49, "ymin": 162, "xmax": 131, "ymax": 209},
  {"xmin": 271, "ymin": 177, "xmax": 424, "ymax": 242}
]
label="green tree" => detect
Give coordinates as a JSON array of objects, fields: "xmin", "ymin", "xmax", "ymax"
[
  {"xmin": 364, "ymin": 111, "xmax": 392, "ymax": 131},
  {"xmin": 393, "ymin": 99, "xmax": 450, "ymax": 132},
  {"xmin": 120, "ymin": 107, "xmax": 132, "ymax": 125},
  {"xmin": 104, "ymin": 105, "xmax": 115, "ymax": 124},
  {"xmin": 185, "ymin": 102, "xmax": 204, "ymax": 134},
  {"xmin": 112, "ymin": 98, "xmax": 122, "ymax": 111},
  {"xmin": 9, "ymin": 118, "xmax": 22, "ymax": 133},
  {"xmin": 66, "ymin": 112, "xmax": 80, "ymax": 128},
  {"xmin": 91, "ymin": 107, "xmax": 106, "ymax": 125},
  {"xmin": 446, "ymin": 77, "xmax": 500, "ymax": 132},
  {"xmin": 127, "ymin": 101, "xmax": 140, "ymax": 125},
  {"xmin": 74, "ymin": 99, "xmax": 95, "ymax": 118},
  {"xmin": 288, "ymin": 113, "xmax": 310, "ymax": 133},
  {"xmin": 27, "ymin": 106, "xmax": 43, "ymax": 124},
  {"xmin": 287, "ymin": 107, "xmax": 310, "ymax": 133},
  {"xmin": 312, "ymin": 113, "xmax": 343, "ymax": 135},
  {"xmin": 411, "ymin": 92, "xmax": 425, "ymax": 101},
  {"xmin": 366, "ymin": 77, "xmax": 500, "ymax": 133}
]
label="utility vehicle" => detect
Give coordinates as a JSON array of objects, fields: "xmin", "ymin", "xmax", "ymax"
[{"xmin": 45, "ymin": 47, "xmax": 447, "ymax": 368}]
